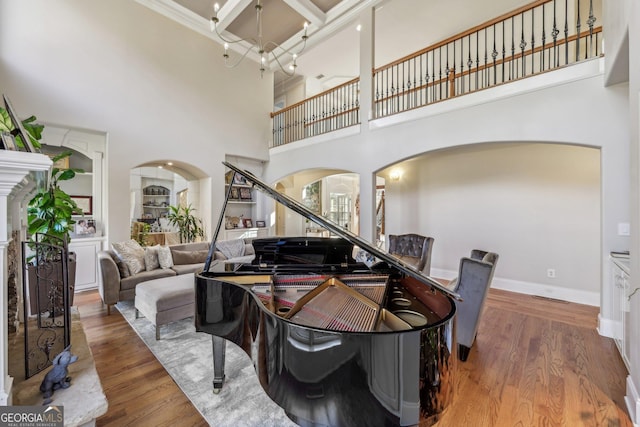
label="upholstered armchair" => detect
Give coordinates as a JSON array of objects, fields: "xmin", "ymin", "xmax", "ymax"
[
  {"xmin": 450, "ymin": 249, "xmax": 499, "ymax": 361},
  {"xmin": 387, "ymin": 233, "xmax": 435, "ymax": 275}
]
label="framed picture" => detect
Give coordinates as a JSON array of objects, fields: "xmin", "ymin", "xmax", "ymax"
[
  {"xmin": 256, "ymin": 220, "xmax": 266, "ymax": 228},
  {"xmin": 243, "ymin": 218, "xmax": 253, "ymax": 228},
  {"xmin": 239, "ymin": 187, "xmax": 252, "ymax": 200},
  {"xmin": 230, "ymin": 187, "xmax": 240, "ymax": 200},
  {"xmin": 71, "ymin": 195, "xmax": 92, "ymax": 216},
  {"xmin": 3, "ymin": 94, "xmax": 36, "ymax": 152},
  {"xmin": 233, "ymin": 173, "xmax": 247, "ymax": 185},
  {"xmin": 1, "ymin": 132, "xmax": 17, "ymax": 151},
  {"xmin": 75, "ymin": 218, "xmax": 96, "ymax": 236}
]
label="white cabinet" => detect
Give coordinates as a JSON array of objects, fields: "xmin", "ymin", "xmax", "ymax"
[
  {"xmin": 69, "ymin": 237, "xmax": 104, "ymax": 292},
  {"xmin": 611, "ymin": 255, "xmax": 631, "ymax": 370}
]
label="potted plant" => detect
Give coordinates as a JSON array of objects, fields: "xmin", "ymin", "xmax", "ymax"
[
  {"xmin": 26, "ymin": 149, "xmax": 85, "ymax": 312},
  {"xmin": 167, "ymin": 204, "xmax": 205, "ymax": 243}
]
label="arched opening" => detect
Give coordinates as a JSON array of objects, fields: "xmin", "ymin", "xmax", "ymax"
[
  {"xmin": 377, "ymin": 141, "xmax": 601, "ymax": 302},
  {"xmin": 272, "ymin": 170, "xmax": 360, "ymax": 238},
  {"xmin": 130, "ymin": 160, "xmax": 210, "ymax": 245}
]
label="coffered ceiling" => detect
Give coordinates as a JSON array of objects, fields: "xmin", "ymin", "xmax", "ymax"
[{"xmin": 136, "ymin": 0, "xmax": 381, "ymax": 77}]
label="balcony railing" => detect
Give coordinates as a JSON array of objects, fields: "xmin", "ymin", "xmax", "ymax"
[
  {"xmin": 271, "ymin": 0, "xmax": 602, "ymax": 147},
  {"xmin": 271, "ymin": 78, "xmax": 360, "ymax": 148},
  {"xmin": 374, "ymin": 0, "xmax": 601, "ymax": 118}
]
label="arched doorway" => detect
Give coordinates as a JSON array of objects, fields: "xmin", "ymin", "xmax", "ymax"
[{"xmin": 130, "ymin": 160, "xmax": 211, "ymax": 245}]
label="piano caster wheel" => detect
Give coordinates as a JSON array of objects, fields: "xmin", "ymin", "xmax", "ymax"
[{"xmin": 213, "ymin": 376, "xmax": 225, "ymax": 394}]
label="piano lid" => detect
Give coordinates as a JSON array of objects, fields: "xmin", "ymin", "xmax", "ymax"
[{"xmin": 209, "ymin": 161, "xmax": 461, "ymax": 300}]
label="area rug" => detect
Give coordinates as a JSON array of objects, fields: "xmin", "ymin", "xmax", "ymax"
[{"xmin": 115, "ymin": 300, "xmax": 297, "ymax": 427}]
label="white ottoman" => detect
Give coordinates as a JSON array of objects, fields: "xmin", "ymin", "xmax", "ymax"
[{"xmin": 134, "ymin": 273, "xmax": 196, "ymax": 340}]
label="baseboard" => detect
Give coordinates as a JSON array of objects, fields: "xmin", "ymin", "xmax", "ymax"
[
  {"xmin": 430, "ymin": 268, "xmax": 600, "ymax": 306},
  {"xmin": 626, "ymin": 375, "xmax": 640, "ymax": 426},
  {"xmin": 597, "ymin": 314, "xmax": 619, "ymax": 339}
]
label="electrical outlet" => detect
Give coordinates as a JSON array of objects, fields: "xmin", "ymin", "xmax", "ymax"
[{"xmin": 547, "ymin": 268, "xmax": 556, "ymax": 278}]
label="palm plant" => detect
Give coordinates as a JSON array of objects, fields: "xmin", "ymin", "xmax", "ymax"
[{"xmin": 167, "ymin": 204, "xmax": 205, "ymax": 243}]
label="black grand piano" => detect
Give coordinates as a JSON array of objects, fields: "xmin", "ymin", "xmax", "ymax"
[{"xmin": 196, "ymin": 162, "xmax": 460, "ymax": 427}]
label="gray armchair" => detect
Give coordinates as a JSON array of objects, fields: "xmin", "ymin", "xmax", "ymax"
[
  {"xmin": 387, "ymin": 233, "xmax": 435, "ymax": 275},
  {"xmin": 450, "ymin": 249, "xmax": 499, "ymax": 361}
]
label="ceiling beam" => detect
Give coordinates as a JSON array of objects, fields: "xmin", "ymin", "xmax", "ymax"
[
  {"xmin": 216, "ymin": 0, "xmax": 253, "ymax": 32},
  {"xmin": 282, "ymin": 0, "xmax": 326, "ymax": 27}
]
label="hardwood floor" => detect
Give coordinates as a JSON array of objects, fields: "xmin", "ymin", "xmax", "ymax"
[
  {"xmin": 74, "ymin": 291, "xmax": 207, "ymax": 427},
  {"xmin": 74, "ymin": 288, "xmax": 632, "ymax": 427}
]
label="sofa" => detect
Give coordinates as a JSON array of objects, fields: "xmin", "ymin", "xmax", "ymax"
[
  {"xmin": 211, "ymin": 238, "xmax": 255, "ymax": 263},
  {"xmin": 98, "ymin": 241, "xmax": 211, "ymax": 314},
  {"xmin": 98, "ymin": 239, "xmax": 256, "ymax": 314}
]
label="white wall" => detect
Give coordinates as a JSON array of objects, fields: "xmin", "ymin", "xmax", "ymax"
[
  {"xmin": 623, "ymin": 0, "xmax": 640, "ymax": 415},
  {"xmin": 0, "ymin": 0, "xmax": 273, "ymax": 243},
  {"xmin": 384, "ymin": 143, "xmax": 601, "ymax": 296}
]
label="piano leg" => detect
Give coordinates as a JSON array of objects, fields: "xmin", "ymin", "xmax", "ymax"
[{"xmin": 212, "ymin": 335, "xmax": 226, "ymax": 393}]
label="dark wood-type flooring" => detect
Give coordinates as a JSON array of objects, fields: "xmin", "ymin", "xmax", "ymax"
[{"xmin": 74, "ymin": 288, "xmax": 632, "ymax": 427}]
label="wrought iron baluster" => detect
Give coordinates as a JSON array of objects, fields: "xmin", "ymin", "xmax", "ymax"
[
  {"xmin": 413, "ymin": 57, "xmax": 417, "ymax": 108},
  {"xmin": 385, "ymin": 68, "xmax": 389, "ymax": 117},
  {"xmin": 587, "ymin": 0, "xmax": 596, "ymax": 57},
  {"xmin": 445, "ymin": 43, "xmax": 450, "ymax": 98},
  {"xmin": 542, "ymin": 3, "xmax": 546, "ymax": 71},
  {"xmin": 395, "ymin": 63, "xmax": 399, "ymax": 113},
  {"xmin": 476, "ymin": 31, "xmax": 480, "ymax": 89},
  {"xmin": 439, "ymin": 47, "xmax": 443, "ymax": 101},
  {"xmin": 531, "ymin": 8, "xmax": 535, "ymax": 75},
  {"xmin": 576, "ymin": 0, "xmax": 581, "ymax": 61},
  {"xmin": 511, "ymin": 16, "xmax": 515, "ymax": 80},
  {"xmin": 502, "ymin": 21, "xmax": 506, "ymax": 83},
  {"xmin": 564, "ymin": 0, "xmax": 569, "ymax": 65},
  {"xmin": 419, "ymin": 53, "xmax": 424, "ymax": 106},
  {"xmin": 492, "ymin": 24, "xmax": 498, "ymax": 85},
  {"xmin": 552, "ymin": 0, "xmax": 559, "ymax": 68},
  {"xmin": 520, "ymin": 12, "xmax": 527, "ymax": 77},
  {"xmin": 484, "ymin": 28, "xmax": 488, "ymax": 87},
  {"xmin": 428, "ymin": 52, "xmax": 433, "ymax": 105},
  {"xmin": 460, "ymin": 36, "xmax": 465, "ymax": 95},
  {"xmin": 467, "ymin": 34, "xmax": 473, "ymax": 92},
  {"xmin": 452, "ymin": 40, "xmax": 456, "ymax": 97}
]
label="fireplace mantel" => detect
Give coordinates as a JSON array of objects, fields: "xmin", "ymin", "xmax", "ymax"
[{"xmin": 0, "ymin": 150, "xmax": 51, "ymax": 405}]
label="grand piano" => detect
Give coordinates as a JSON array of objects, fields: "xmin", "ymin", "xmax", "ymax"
[{"xmin": 196, "ymin": 162, "xmax": 460, "ymax": 427}]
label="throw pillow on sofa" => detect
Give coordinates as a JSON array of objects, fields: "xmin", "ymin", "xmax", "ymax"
[
  {"xmin": 112, "ymin": 239, "xmax": 146, "ymax": 275},
  {"xmin": 171, "ymin": 249, "xmax": 209, "ymax": 265},
  {"xmin": 144, "ymin": 245, "xmax": 161, "ymax": 271},
  {"xmin": 158, "ymin": 245, "xmax": 173, "ymax": 269}
]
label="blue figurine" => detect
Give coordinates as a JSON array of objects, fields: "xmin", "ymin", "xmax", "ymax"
[{"xmin": 40, "ymin": 345, "xmax": 79, "ymax": 404}]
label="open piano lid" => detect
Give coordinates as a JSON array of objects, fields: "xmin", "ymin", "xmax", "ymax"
[{"xmin": 206, "ymin": 161, "xmax": 461, "ymax": 300}]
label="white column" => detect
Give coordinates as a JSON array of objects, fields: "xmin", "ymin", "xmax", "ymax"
[
  {"xmin": 356, "ymin": 5, "xmax": 375, "ymax": 243},
  {"xmin": 0, "ymin": 151, "xmax": 51, "ymax": 405}
]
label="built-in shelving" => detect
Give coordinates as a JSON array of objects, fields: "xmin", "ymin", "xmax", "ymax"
[{"xmin": 141, "ymin": 184, "xmax": 170, "ymax": 220}]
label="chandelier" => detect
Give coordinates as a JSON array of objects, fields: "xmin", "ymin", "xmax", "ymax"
[{"xmin": 210, "ymin": 1, "xmax": 309, "ymax": 77}]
